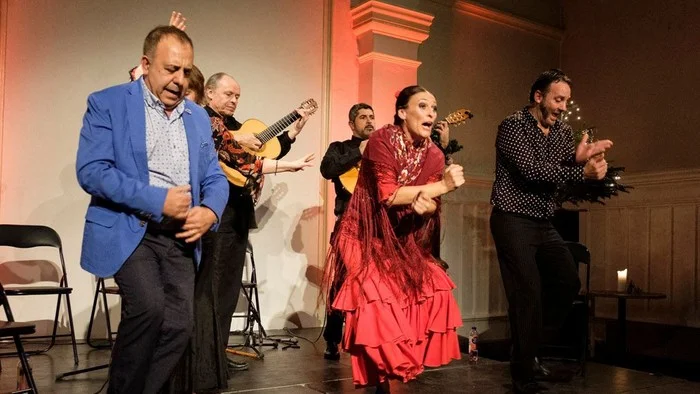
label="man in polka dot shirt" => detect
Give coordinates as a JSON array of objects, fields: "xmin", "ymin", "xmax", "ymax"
[{"xmin": 489, "ymin": 69, "xmax": 613, "ymax": 393}]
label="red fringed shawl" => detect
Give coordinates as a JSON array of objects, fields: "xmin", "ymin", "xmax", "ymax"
[{"xmin": 324, "ymin": 124, "xmax": 446, "ymax": 302}]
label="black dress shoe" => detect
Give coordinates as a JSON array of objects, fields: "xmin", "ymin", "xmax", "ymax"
[
  {"xmin": 324, "ymin": 341, "xmax": 340, "ymax": 360},
  {"xmin": 227, "ymin": 359, "xmax": 249, "ymax": 371},
  {"xmin": 512, "ymin": 378, "xmax": 547, "ymax": 394},
  {"xmin": 532, "ymin": 358, "xmax": 571, "ymax": 382}
]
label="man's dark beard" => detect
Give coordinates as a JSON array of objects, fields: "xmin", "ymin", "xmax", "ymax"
[{"xmin": 539, "ymin": 103, "xmax": 556, "ymax": 126}]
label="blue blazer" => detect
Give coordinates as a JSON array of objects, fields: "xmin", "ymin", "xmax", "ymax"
[{"xmin": 76, "ymin": 80, "xmax": 228, "ymax": 278}]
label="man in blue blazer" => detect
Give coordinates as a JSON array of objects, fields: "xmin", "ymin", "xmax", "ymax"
[{"xmin": 76, "ymin": 26, "xmax": 228, "ymax": 394}]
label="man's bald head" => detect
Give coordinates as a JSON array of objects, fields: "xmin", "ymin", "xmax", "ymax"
[{"xmin": 205, "ymin": 73, "xmax": 240, "ymax": 116}]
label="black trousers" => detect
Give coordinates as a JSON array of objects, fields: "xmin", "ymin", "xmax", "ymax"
[
  {"xmin": 108, "ymin": 228, "xmax": 195, "ymax": 394},
  {"xmin": 166, "ymin": 204, "xmax": 250, "ymax": 393},
  {"xmin": 197, "ymin": 203, "xmax": 249, "ymax": 389},
  {"xmin": 323, "ymin": 223, "xmax": 345, "ymax": 345},
  {"xmin": 213, "ymin": 228, "xmax": 248, "ymax": 361},
  {"xmin": 323, "ymin": 276, "xmax": 344, "ymax": 344},
  {"xmin": 490, "ymin": 209, "xmax": 580, "ymax": 380}
]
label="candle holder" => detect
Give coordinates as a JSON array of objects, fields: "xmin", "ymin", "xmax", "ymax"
[{"xmin": 626, "ymin": 280, "xmax": 643, "ymax": 295}]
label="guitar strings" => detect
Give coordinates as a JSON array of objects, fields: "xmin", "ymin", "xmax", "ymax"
[{"xmin": 258, "ymin": 112, "xmax": 300, "ymax": 143}]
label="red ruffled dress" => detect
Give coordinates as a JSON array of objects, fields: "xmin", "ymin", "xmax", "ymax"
[{"xmin": 324, "ymin": 125, "xmax": 462, "ymax": 387}]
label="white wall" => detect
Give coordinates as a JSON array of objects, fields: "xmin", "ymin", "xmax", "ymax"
[{"xmin": 0, "ymin": 0, "xmax": 328, "ymax": 337}]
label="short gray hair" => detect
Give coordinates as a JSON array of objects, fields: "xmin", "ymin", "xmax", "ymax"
[{"xmin": 204, "ymin": 72, "xmax": 231, "ymax": 92}]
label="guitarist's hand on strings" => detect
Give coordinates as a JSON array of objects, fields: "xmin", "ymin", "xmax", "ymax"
[
  {"xmin": 434, "ymin": 120, "xmax": 450, "ymax": 149},
  {"xmin": 234, "ymin": 133, "xmax": 262, "ymax": 151},
  {"xmin": 176, "ymin": 206, "xmax": 218, "ymax": 243}
]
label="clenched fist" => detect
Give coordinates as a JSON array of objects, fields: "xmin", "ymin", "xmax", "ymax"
[
  {"xmin": 163, "ymin": 185, "xmax": 191, "ymax": 220},
  {"xmin": 442, "ymin": 164, "xmax": 465, "ymax": 192}
]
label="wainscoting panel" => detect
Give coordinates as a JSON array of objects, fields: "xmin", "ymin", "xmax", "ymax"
[
  {"xmin": 444, "ymin": 170, "xmax": 700, "ymax": 331},
  {"xmin": 580, "ymin": 170, "xmax": 700, "ymax": 327},
  {"xmin": 442, "ymin": 177, "xmax": 507, "ymax": 330}
]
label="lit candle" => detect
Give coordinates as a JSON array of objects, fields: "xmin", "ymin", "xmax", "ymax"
[{"xmin": 617, "ymin": 269, "xmax": 628, "ymax": 292}]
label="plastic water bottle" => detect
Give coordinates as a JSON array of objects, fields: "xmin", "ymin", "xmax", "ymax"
[
  {"xmin": 468, "ymin": 326, "xmax": 479, "ymax": 363},
  {"xmin": 17, "ymin": 360, "xmax": 30, "ymax": 391}
]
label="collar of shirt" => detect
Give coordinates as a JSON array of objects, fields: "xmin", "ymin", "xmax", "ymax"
[
  {"xmin": 141, "ymin": 78, "xmax": 185, "ymax": 120},
  {"xmin": 520, "ymin": 106, "xmax": 566, "ymax": 137},
  {"xmin": 349, "ymin": 135, "xmax": 364, "ymax": 146},
  {"xmin": 205, "ymin": 105, "xmax": 242, "ymax": 131},
  {"xmin": 204, "ymin": 105, "xmax": 221, "ymax": 119}
]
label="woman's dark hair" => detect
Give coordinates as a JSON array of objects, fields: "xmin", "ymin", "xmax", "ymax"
[
  {"xmin": 393, "ymin": 85, "xmax": 429, "ymax": 125},
  {"xmin": 187, "ymin": 64, "xmax": 205, "ymax": 105},
  {"xmin": 529, "ymin": 69, "xmax": 572, "ymax": 103}
]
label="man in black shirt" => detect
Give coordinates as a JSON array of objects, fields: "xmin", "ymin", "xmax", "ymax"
[
  {"xmin": 201, "ymin": 72, "xmax": 310, "ymax": 375},
  {"xmin": 490, "ymin": 69, "xmax": 612, "ymax": 393},
  {"xmin": 319, "ymin": 103, "xmax": 375, "ymax": 359}
]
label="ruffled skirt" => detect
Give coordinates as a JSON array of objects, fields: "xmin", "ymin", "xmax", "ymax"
[{"xmin": 332, "ymin": 261, "xmax": 462, "ymax": 386}]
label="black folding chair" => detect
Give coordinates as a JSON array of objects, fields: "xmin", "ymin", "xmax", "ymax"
[
  {"xmin": 0, "ymin": 282, "xmax": 39, "ymax": 393},
  {"xmin": 566, "ymin": 241, "xmax": 591, "ymax": 375},
  {"xmin": 0, "ymin": 224, "xmax": 79, "ymax": 365},
  {"xmin": 86, "ymin": 277, "xmax": 120, "ymax": 348},
  {"xmin": 541, "ymin": 241, "xmax": 591, "ymax": 375}
]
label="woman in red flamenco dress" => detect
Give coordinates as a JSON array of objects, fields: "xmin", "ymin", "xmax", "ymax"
[{"xmin": 324, "ymin": 86, "xmax": 466, "ymax": 392}]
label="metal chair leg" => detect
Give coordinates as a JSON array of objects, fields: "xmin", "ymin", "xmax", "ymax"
[
  {"xmin": 86, "ymin": 279, "xmax": 101, "ymax": 348},
  {"xmin": 64, "ymin": 293, "xmax": 79, "ymax": 365},
  {"xmin": 101, "ymin": 280, "xmax": 115, "ymax": 347},
  {"xmin": 14, "ymin": 335, "xmax": 38, "ymax": 393},
  {"xmin": 46, "ymin": 293, "xmax": 61, "ymax": 352}
]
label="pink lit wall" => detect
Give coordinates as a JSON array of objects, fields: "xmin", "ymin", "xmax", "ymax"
[
  {"xmin": 325, "ymin": 0, "xmax": 361, "ymax": 241},
  {"xmin": 0, "ymin": 0, "xmax": 580, "ymax": 338},
  {"xmin": 0, "ymin": 0, "xmax": 327, "ymax": 336}
]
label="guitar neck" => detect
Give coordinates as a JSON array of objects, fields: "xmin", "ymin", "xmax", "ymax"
[{"xmin": 256, "ymin": 111, "xmax": 302, "ymax": 144}]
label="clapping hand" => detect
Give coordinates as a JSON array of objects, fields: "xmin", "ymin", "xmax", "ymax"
[{"xmin": 576, "ymin": 133, "xmax": 613, "ymax": 164}]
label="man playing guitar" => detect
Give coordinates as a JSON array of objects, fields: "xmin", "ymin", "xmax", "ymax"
[
  {"xmin": 191, "ymin": 72, "xmax": 314, "ymax": 391},
  {"xmin": 320, "ymin": 103, "xmax": 374, "ymax": 360}
]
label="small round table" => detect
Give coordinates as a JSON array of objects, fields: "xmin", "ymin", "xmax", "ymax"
[{"xmin": 588, "ymin": 290, "xmax": 666, "ymax": 357}]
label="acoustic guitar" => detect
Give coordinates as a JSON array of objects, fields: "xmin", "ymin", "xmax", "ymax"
[
  {"xmin": 338, "ymin": 108, "xmax": 473, "ymax": 194},
  {"xmin": 220, "ymin": 98, "xmax": 318, "ymax": 186}
]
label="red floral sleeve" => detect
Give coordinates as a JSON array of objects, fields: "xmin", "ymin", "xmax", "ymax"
[{"xmin": 210, "ymin": 117, "xmax": 265, "ymax": 201}]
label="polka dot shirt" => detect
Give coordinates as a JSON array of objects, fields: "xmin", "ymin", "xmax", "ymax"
[{"xmin": 490, "ymin": 107, "xmax": 584, "ymax": 219}]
